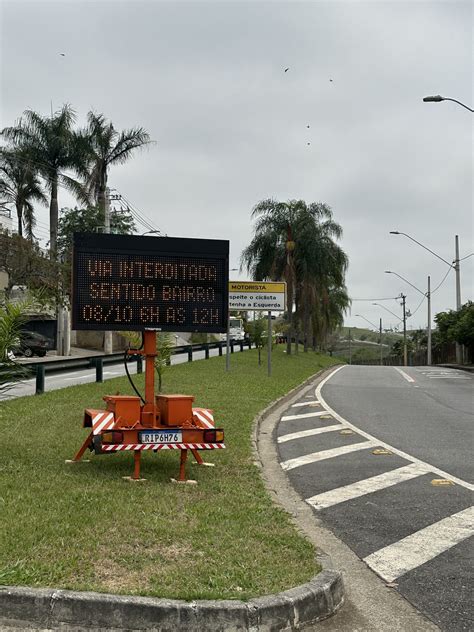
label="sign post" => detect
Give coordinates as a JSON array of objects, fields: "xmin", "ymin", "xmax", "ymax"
[
  {"xmin": 267, "ymin": 310, "xmax": 272, "ymax": 377},
  {"xmin": 225, "ymin": 314, "xmax": 230, "ymax": 372},
  {"xmin": 228, "ymin": 281, "xmax": 286, "ymax": 376}
]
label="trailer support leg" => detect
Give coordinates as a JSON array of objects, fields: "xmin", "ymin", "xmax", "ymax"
[
  {"xmin": 66, "ymin": 432, "xmax": 93, "ymax": 463},
  {"xmin": 178, "ymin": 449, "xmax": 188, "ymax": 481},
  {"xmin": 191, "ymin": 449, "xmax": 215, "ymax": 467},
  {"xmin": 133, "ymin": 450, "xmax": 141, "ymax": 480},
  {"xmin": 191, "ymin": 449, "xmax": 204, "ymax": 464}
]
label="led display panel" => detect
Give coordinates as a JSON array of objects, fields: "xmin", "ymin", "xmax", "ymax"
[{"xmin": 72, "ymin": 233, "xmax": 229, "ymax": 332}]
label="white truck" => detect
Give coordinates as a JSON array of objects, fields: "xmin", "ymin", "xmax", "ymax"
[{"xmin": 219, "ymin": 317, "xmax": 246, "ymax": 342}]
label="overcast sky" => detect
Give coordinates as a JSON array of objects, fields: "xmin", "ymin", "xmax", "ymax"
[{"xmin": 1, "ymin": 0, "xmax": 472, "ymax": 330}]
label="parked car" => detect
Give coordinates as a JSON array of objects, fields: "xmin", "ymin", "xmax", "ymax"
[{"xmin": 12, "ymin": 331, "xmax": 52, "ymax": 358}]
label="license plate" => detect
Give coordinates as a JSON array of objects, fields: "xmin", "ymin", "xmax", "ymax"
[{"xmin": 139, "ymin": 431, "xmax": 182, "ymax": 443}]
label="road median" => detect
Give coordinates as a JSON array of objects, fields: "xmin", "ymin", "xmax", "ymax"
[{"xmin": 0, "ymin": 347, "xmax": 343, "ymax": 629}]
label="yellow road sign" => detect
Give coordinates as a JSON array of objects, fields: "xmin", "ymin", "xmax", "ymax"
[
  {"xmin": 229, "ymin": 280, "xmax": 286, "ymax": 311},
  {"xmin": 229, "ymin": 281, "xmax": 286, "ymax": 293}
]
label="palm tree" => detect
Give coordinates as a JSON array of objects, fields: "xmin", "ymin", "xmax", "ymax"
[
  {"xmin": 1, "ymin": 105, "xmax": 89, "ymax": 257},
  {"xmin": 241, "ymin": 199, "xmax": 308, "ymax": 354},
  {"xmin": 0, "ymin": 148, "xmax": 47, "ymax": 239},
  {"xmin": 241, "ymin": 199, "xmax": 349, "ymax": 355},
  {"xmin": 292, "ymin": 203, "xmax": 348, "ymax": 351},
  {"xmin": 84, "ymin": 112, "xmax": 150, "ymax": 222}
]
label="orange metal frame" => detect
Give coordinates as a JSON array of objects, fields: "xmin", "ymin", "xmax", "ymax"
[{"xmin": 70, "ymin": 330, "xmax": 222, "ymax": 482}]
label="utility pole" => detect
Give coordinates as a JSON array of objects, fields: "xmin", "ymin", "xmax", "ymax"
[
  {"xmin": 103, "ymin": 187, "xmax": 113, "ymax": 354},
  {"xmin": 348, "ymin": 328, "xmax": 352, "ymax": 365},
  {"xmin": 267, "ymin": 311, "xmax": 272, "ymax": 376},
  {"xmin": 454, "ymin": 235, "xmax": 462, "ymax": 363},
  {"xmin": 427, "ymin": 275, "xmax": 432, "ymax": 366},
  {"xmin": 401, "ymin": 294, "xmax": 408, "ymax": 367},
  {"xmin": 379, "ymin": 318, "xmax": 383, "ymax": 366}
]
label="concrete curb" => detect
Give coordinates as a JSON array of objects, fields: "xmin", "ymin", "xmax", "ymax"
[
  {"xmin": 1, "ymin": 569, "xmax": 343, "ymax": 631},
  {"xmin": 0, "ymin": 364, "xmax": 345, "ymax": 631}
]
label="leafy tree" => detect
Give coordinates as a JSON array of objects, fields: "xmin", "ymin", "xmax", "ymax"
[
  {"xmin": 0, "ymin": 230, "xmax": 61, "ymax": 299},
  {"xmin": 84, "ymin": 112, "xmax": 150, "ymax": 222},
  {"xmin": 1, "ymin": 105, "xmax": 89, "ymax": 257},
  {"xmin": 246, "ymin": 317, "xmax": 266, "ymax": 365},
  {"xmin": 390, "ymin": 338, "xmax": 414, "ymax": 358},
  {"xmin": 435, "ymin": 302, "xmax": 474, "ymax": 359},
  {"xmin": 0, "ymin": 297, "xmax": 32, "ymax": 394},
  {"xmin": 121, "ymin": 331, "xmax": 173, "ymax": 393},
  {"xmin": 0, "ymin": 148, "xmax": 47, "ymax": 238},
  {"xmin": 409, "ymin": 328, "xmax": 428, "ymax": 350},
  {"xmin": 155, "ymin": 333, "xmax": 174, "ymax": 392},
  {"xmin": 57, "ymin": 205, "xmax": 136, "ymax": 261}
]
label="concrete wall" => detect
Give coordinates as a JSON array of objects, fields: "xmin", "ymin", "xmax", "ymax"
[{"xmin": 75, "ymin": 330, "xmax": 129, "ymax": 352}]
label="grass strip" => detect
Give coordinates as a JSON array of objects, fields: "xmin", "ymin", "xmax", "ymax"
[{"xmin": 0, "ymin": 346, "xmax": 340, "ymax": 600}]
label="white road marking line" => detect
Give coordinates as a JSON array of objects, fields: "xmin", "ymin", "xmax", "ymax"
[
  {"xmin": 316, "ymin": 366, "xmax": 474, "ymax": 491},
  {"xmin": 63, "ymin": 375, "xmax": 93, "ymax": 381},
  {"xmin": 306, "ymin": 463, "xmax": 429, "ymax": 510},
  {"xmin": 394, "ymin": 367, "xmax": 415, "ymax": 383},
  {"xmin": 281, "ymin": 441, "xmax": 374, "ymax": 471},
  {"xmin": 292, "ymin": 400, "xmax": 320, "ymax": 407},
  {"xmin": 281, "ymin": 410, "xmax": 331, "ymax": 421},
  {"xmin": 428, "ymin": 376, "xmax": 471, "ymax": 380},
  {"xmin": 278, "ymin": 424, "xmax": 343, "ymax": 444},
  {"xmin": 363, "ymin": 506, "xmax": 474, "ymax": 583}
]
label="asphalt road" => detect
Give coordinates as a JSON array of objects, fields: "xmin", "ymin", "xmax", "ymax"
[
  {"xmin": 1, "ymin": 345, "xmax": 246, "ymax": 400},
  {"xmin": 276, "ymin": 365, "xmax": 473, "ymax": 632}
]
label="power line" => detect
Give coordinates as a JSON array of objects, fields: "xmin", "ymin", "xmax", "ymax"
[
  {"xmin": 116, "ymin": 191, "xmax": 162, "ymax": 234},
  {"xmin": 431, "ymin": 266, "xmax": 453, "ymax": 295},
  {"xmin": 350, "ymin": 297, "xmax": 400, "ymax": 301},
  {"xmin": 459, "ymin": 252, "xmax": 473, "ymax": 261},
  {"xmin": 409, "ymin": 295, "xmax": 426, "ymax": 318}
]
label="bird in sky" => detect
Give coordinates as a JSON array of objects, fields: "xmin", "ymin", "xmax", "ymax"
[
  {"xmin": 307, "ymin": 125, "xmax": 310, "ymax": 128},
  {"xmin": 329, "ymin": 78, "xmax": 333, "ymax": 82},
  {"xmin": 307, "ymin": 142, "xmax": 311, "ymax": 146},
  {"xmin": 59, "ymin": 53, "xmax": 66, "ymax": 56},
  {"xmin": 284, "ymin": 67, "xmax": 289, "ymax": 72}
]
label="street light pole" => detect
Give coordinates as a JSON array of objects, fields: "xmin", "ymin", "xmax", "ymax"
[
  {"xmin": 372, "ymin": 300, "xmax": 407, "ymax": 367},
  {"xmin": 385, "ymin": 270, "xmax": 432, "ymax": 366},
  {"xmin": 427, "ymin": 275, "xmax": 432, "ymax": 365},
  {"xmin": 103, "ymin": 187, "xmax": 113, "ymax": 354},
  {"xmin": 355, "ymin": 314, "xmax": 384, "ymax": 366},
  {"xmin": 401, "ymin": 294, "xmax": 407, "ymax": 367},
  {"xmin": 390, "ymin": 231, "xmax": 462, "ymax": 363},
  {"xmin": 423, "ymin": 95, "xmax": 474, "ymax": 113},
  {"xmin": 379, "ymin": 317, "xmax": 383, "ymax": 367},
  {"xmin": 454, "ymin": 235, "xmax": 462, "ymax": 363}
]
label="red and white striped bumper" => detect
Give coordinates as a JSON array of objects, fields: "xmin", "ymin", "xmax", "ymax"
[{"xmin": 101, "ymin": 443, "xmax": 225, "ymax": 452}]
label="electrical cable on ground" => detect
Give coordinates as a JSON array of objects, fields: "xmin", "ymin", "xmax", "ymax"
[{"xmin": 123, "ymin": 334, "xmax": 145, "ymax": 404}]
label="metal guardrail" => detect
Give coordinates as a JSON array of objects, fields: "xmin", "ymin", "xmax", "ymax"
[{"xmin": 27, "ymin": 340, "xmax": 253, "ymax": 395}]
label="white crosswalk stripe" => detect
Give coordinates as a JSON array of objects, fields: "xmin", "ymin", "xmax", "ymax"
[
  {"xmin": 292, "ymin": 400, "xmax": 321, "ymax": 407},
  {"xmin": 281, "ymin": 441, "xmax": 374, "ymax": 471},
  {"xmin": 305, "ymin": 463, "xmax": 429, "ymax": 510},
  {"xmin": 278, "ymin": 424, "xmax": 343, "ymax": 444},
  {"xmin": 363, "ymin": 506, "xmax": 474, "ymax": 583},
  {"xmin": 281, "ymin": 410, "xmax": 332, "ymax": 421}
]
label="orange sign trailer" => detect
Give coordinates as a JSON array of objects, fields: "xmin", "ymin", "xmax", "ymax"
[{"xmin": 68, "ymin": 330, "xmax": 225, "ymax": 482}]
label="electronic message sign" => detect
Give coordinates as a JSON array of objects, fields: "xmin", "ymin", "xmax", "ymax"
[{"xmin": 72, "ymin": 233, "xmax": 229, "ymax": 333}]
